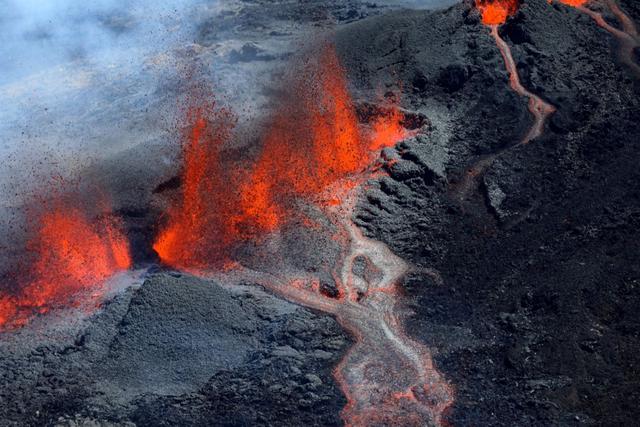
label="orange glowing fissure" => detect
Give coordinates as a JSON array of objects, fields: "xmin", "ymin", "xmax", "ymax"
[
  {"xmin": 154, "ymin": 45, "xmax": 454, "ymax": 425},
  {"xmin": 0, "ymin": 200, "xmax": 132, "ymax": 329}
]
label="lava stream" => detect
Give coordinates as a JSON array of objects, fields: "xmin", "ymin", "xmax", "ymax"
[
  {"xmin": 224, "ymin": 184, "xmax": 454, "ymax": 426},
  {"xmin": 328, "ymin": 191, "xmax": 454, "ymax": 426},
  {"xmin": 455, "ymin": 3, "xmax": 556, "ymax": 202},
  {"xmin": 558, "ymin": 0, "xmax": 640, "ymax": 77},
  {"xmin": 489, "ymin": 25, "xmax": 556, "ymax": 145}
]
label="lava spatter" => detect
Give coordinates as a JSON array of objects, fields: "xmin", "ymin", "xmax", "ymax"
[
  {"xmin": 0, "ymin": 197, "xmax": 131, "ymax": 330},
  {"xmin": 154, "ymin": 46, "xmax": 408, "ymax": 268},
  {"xmin": 555, "ymin": 0, "xmax": 640, "ymax": 77}
]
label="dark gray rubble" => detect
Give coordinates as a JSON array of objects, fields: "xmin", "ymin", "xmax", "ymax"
[{"xmin": 0, "ymin": 274, "xmax": 349, "ymax": 426}]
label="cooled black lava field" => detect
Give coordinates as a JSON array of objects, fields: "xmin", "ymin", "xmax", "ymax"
[{"xmin": 1, "ymin": 0, "xmax": 639, "ymax": 426}]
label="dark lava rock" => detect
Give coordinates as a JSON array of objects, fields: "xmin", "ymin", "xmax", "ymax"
[
  {"xmin": 338, "ymin": 0, "xmax": 640, "ymax": 425},
  {"xmin": 0, "ymin": 274, "xmax": 349, "ymax": 426},
  {"xmin": 437, "ymin": 64, "xmax": 470, "ymax": 92}
]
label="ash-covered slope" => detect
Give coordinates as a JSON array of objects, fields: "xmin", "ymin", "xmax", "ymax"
[
  {"xmin": 337, "ymin": 0, "xmax": 640, "ymax": 425},
  {"xmin": 0, "ymin": 274, "xmax": 349, "ymax": 426}
]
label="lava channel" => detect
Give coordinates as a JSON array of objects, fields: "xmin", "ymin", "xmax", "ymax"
[
  {"xmin": 555, "ymin": 0, "xmax": 640, "ymax": 77},
  {"xmin": 454, "ymin": 1, "xmax": 556, "ymax": 202}
]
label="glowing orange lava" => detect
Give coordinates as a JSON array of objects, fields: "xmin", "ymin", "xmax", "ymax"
[
  {"xmin": 475, "ymin": 0, "xmax": 520, "ymax": 25},
  {"xmin": 154, "ymin": 45, "xmax": 409, "ymax": 269},
  {"xmin": 152, "ymin": 105, "xmax": 240, "ymax": 270},
  {"xmin": 240, "ymin": 47, "xmax": 367, "ymax": 209},
  {"xmin": 0, "ymin": 201, "xmax": 131, "ymax": 330},
  {"xmin": 557, "ymin": 0, "xmax": 587, "ymax": 6},
  {"xmin": 369, "ymin": 101, "xmax": 408, "ymax": 152}
]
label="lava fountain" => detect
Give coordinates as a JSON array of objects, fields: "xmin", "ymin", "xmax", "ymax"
[
  {"xmin": 554, "ymin": 0, "xmax": 640, "ymax": 77},
  {"xmin": 0, "ymin": 195, "xmax": 131, "ymax": 330},
  {"xmin": 154, "ymin": 45, "xmax": 454, "ymax": 426}
]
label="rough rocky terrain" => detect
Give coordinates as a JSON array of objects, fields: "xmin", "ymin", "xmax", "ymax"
[
  {"xmin": 339, "ymin": 0, "xmax": 640, "ymax": 425},
  {"xmin": 0, "ymin": 274, "xmax": 349, "ymax": 426},
  {"xmin": 1, "ymin": 0, "xmax": 640, "ymax": 425}
]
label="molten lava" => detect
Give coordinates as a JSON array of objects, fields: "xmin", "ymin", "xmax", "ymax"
[
  {"xmin": 454, "ymin": 0, "xmax": 556, "ymax": 203},
  {"xmin": 475, "ymin": 0, "xmax": 555, "ymax": 146},
  {"xmin": 369, "ymin": 101, "xmax": 408, "ymax": 152},
  {"xmin": 0, "ymin": 200, "xmax": 131, "ymax": 329},
  {"xmin": 240, "ymin": 47, "xmax": 367, "ymax": 210},
  {"xmin": 475, "ymin": 0, "xmax": 520, "ymax": 25},
  {"xmin": 154, "ymin": 45, "xmax": 409, "ymax": 269},
  {"xmin": 152, "ymin": 105, "xmax": 240, "ymax": 270},
  {"xmin": 489, "ymin": 26, "xmax": 556, "ymax": 145},
  {"xmin": 558, "ymin": 0, "xmax": 587, "ymax": 6}
]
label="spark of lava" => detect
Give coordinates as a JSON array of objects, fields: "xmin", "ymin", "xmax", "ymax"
[
  {"xmin": 154, "ymin": 44, "xmax": 453, "ymax": 425},
  {"xmin": 0, "ymin": 197, "xmax": 131, "ymax": 330},
  {"xmin": 554, "ymin": 0, "xmax": 640, "ymax": 77}
]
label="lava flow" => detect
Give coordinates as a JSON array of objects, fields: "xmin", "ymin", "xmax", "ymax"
[
  {"xmin": 155, "ymin": 45, "xmax": 453, "ymax": 426},
  {"xmin": 476, "ymin": 0, "xmax": 556, "ymax": 146},
  {"xmin": 0, "ymin": 196, "xmax": 131, "ymax": 330},
  {"xmin": 555, "ymin": 0, "xmax": 640, "ymax": 77},
  {"xmin": 455, "ymin": 1, "xmax": 557, "ymax": 202},
  {"xmin": 230, "ymin": 183, "xmax": 455, "ymax": 426}
]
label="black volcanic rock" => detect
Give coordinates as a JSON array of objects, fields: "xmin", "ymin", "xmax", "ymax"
[
  {"xmin": 337, "ymin": 0, "xmax": 640, "ymax": 425},
  {"xmin": 0, "ymin": 274, "xmax": 349, "ymax": 425}
]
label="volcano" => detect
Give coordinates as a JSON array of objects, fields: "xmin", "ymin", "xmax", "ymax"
[{"xmin": 1, "ymin": 0, "xmax": 640, "ymax": 426}]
